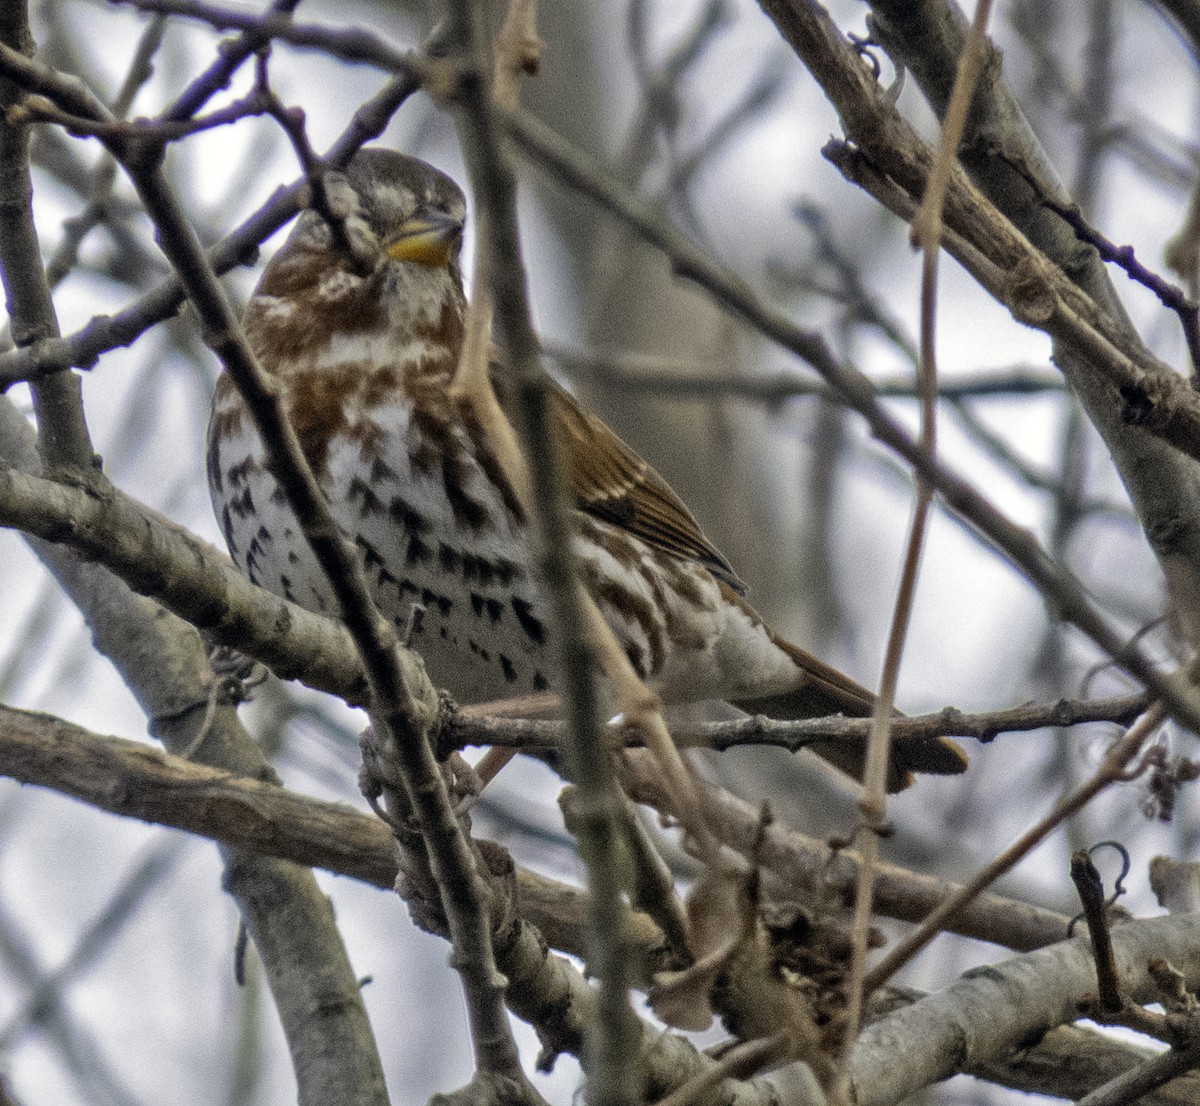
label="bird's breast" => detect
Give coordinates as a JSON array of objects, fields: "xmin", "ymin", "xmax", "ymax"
[
  {"xmin": 208, "ymin": 347, "xmax": 793, "ymax": 708},
  {"xmin": 208, "ymin": 368, "xmax": 555, "ymax": 701}
]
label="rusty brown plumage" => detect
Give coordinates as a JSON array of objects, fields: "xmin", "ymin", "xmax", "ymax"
[{"xmin": 206, "ymin": 147, "xmax": 966, "ymax": 791}]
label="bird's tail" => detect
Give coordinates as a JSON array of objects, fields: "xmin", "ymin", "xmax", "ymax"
[{"xmin": 729, "ymin": 634, "xmax": 968, "ymax": 793}]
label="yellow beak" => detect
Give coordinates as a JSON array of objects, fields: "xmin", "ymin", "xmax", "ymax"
[{"xmin": 385, "ymin": 209, "xmax": 464, "ymax": 267}]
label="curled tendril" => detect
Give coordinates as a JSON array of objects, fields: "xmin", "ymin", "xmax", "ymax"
[
  {"xmin": 847, "ymin": 32, "xmax": 882, "ymax": 81},
  {"xmin": 1067, "ymin": 840, "xmax": 1132, "ymax": 935},
  {"xmin": 1088, "ymin": 839, "xmax": 1132, "ymax": 905}
]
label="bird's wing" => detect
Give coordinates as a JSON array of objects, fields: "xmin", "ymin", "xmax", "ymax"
[{"xmin": 546, "ymin": 380, "xmax": 747, "ymax": 594}]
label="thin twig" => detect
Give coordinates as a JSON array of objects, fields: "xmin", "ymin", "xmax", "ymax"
[
  {"xmin": 0, "ymin": 440, "xmax": 1152, "ymax": 750},
  {"xmin": 0, "ymin": 699, "xmax": 1080, "ymax": 958},
  {"xmin": 90, "ymin": 0, "xmax": 1200, "ymax": 477},
  {"xmin": 1074, "ymin": 1040, "xmax": 1200, "ymax": 1106},
  {"xmin": 0, "ymin": 48, "xmax": 424, "ymax": 387},
  {"xmin": 3, "ymin": 42, "xmax": 1187, "ymax": 736},
  {"xmin": 0, "ymin": 22, "xmax": 392, "ymax": 1085},
  {"xmin": 13, "ymin": 86, "xmax": 278, "ymax": 140},
  {"xmin": 451, "ymin": 692, "xmax": 1152, "ymax": 752},
  {"xmin": 41, "ymin": 14, "xmax": 166, "ymax": 289},
  {"xmin": 999, "ymin": 154, "xmax": 1200, "ymax": 377},
  {"xmin": 161, "ymin": 0, "xmax": 301, "ymax": 122},
  {"xmin": 862, "ymin": 702, "xmax": 1168, "ymax": 994},
  {"xmin": 548, "ymin": 343, "xmax": 1066, "ymax": 402},
  {"xmin": 1070, "ymin": 847, "xmax": 1124, "ymax": 1013},
  {"xmin": 4, "ymin": 36, "xmax": 1190, "ymax": 734},
  {"xmin": 843, "ymin": 3, "xmax": 994, "ymax": 1081},
  {"xmin": 444, "ymin": 3, "xmax": 647, "ymax": 1101},
  {"xmin": 114, "ymin": 0, "xmax": 420, "ymax": 72}
]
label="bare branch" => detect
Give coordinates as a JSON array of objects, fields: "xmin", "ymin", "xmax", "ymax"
[
  {"xmin": 1075, "ymin": 1042, "xmax": 1200, "ymax": 1106},
  {"xmin": 864, "ymin": 704, "xmax": 1169, "ymax": 992},
  {"xmin": 852, "ymin": 914, "xmax": 1200, "ymax": 1106},
  {"xmin": 0, "ymin": 44, "xmax": 390, "ymax": 1079},
  {"xmin": 500, "ymin": 108, "xmax": 1200, "ymax": 737}
]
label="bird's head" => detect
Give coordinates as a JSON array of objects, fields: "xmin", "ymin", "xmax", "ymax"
[
  {"xmin": 341, "ymin": 149, "xmax": 467, "ymax": 273},
  {"xmin": 246, "ymin": 149, "xmax": 469, "ymax": 368},
  {"xmin": 281, "ymin": 149, "xmax": 467, "ymax": 277}
]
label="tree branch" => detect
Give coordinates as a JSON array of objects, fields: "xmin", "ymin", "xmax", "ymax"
[
  {"xmin": 499, "ymin": 107, "xmax": 1200, "ymax": 737},
  {"xmin": 851, "ymin": 915, "xmax": 1200, "ymax": 1106},
  {"xmin": 6, "ymin": 699, "xmax": 1194, "ymax": 1105}
]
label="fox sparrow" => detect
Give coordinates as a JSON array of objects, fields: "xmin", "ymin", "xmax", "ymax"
[{"xmin": 207, "ymin": 148, "xmax": 966, "ymax": 791}]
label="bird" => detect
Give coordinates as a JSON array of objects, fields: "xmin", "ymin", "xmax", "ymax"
[{"xmin": 207, "ymin": 147, "xmax": 966, "ymax": 792}]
